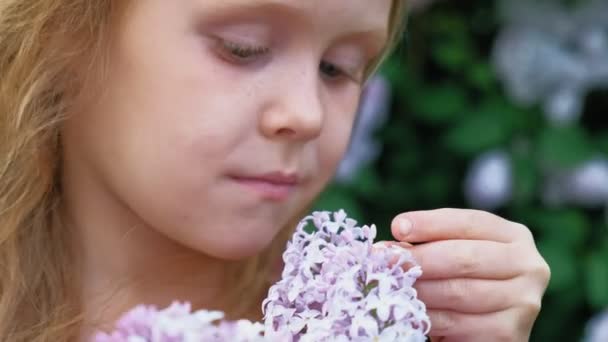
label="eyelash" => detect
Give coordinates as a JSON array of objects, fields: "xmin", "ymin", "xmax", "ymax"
[
  {"xmin": 220, "ymin": 40, "xmax": 270, "ymax": 61},
  {"xmin": 319, "ymin": 61, "xmax": 347, "ymax": 81},
  {"xmin": 219, "ymin": 40, "xmax": 352, "ymax": 82}
]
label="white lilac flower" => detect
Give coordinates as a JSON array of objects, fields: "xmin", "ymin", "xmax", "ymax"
[
  {"xmin": 96, "ymin": 210, "xmax": 430, "ymax": 341},
  {"xmin": 93, "ymin": 302, "xmax": 266, "ymax": 342},
  {"xmin": 263, "ymin": 210, "xmax": 430, "ymax": 341}
]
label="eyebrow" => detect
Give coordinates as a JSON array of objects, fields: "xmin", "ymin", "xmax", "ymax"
[
  {"xmin": 201, "ymin": 1, "xmax": 310, "ymax": 26},
  {"xmin": 342, "ymin": 30, "xmax": 389, "ymax": 56},
  {"xmin": 202, "ymin": 1, "xmax": 388, "ymax": 40}
]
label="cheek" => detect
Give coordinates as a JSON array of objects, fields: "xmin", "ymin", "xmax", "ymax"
[
  {"xmin": 72, "ymin": 49, "xmax": 250, "ymax": 227},
  {"xmin": 318, "ymin": 107, "xmax": 357, "ymax": 178},
  {"xmin": 103, "ymin": 33, "xmax": 253, "ymax": 181},
  {"xmin": 108, "ymin": 9, "xmax": 256, "ymax": 171}
]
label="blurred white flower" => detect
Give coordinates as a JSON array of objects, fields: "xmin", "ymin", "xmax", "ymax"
[
  {"xmin": 464, "ymin": 150, "xmax": 513, "ymax": 210},
  {"xmin": 544, "ymin": 87, "xmax": 584, "ymax": 125},
  {"xmin": 493, "ymin": 0, "xmax": 608, "ymax": 125},
  {"xmin": 585, "ymin": 310, "xmax": 608, "ymax": 342},
  {"xmin": 543, "ymin": 157, "xmax": 608, "ymax": 208}
]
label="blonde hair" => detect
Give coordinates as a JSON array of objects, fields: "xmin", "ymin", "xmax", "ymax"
[{"xmin": 0, "ymin": 1, "xmax": 407, "ymax": 341}]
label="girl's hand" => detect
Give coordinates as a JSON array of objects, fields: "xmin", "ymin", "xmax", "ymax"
[{"xmin": 389, "ymin": 208, "xmax": 550, "ymax": 342}]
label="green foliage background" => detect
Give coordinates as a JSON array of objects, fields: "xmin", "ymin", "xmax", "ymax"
[{"xmin": 314, "ymin": 1, "xmax": 608, "ymax": 340}]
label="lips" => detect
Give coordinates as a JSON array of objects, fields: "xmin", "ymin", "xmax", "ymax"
[{"xmin": 230, "ymin": 171, "xmax": 299, "ymax": 201}]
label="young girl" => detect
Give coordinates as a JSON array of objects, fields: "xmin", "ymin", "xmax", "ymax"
[{"xmin": 0, "ymin": 0, "xmax": 550, "ymax": 341}]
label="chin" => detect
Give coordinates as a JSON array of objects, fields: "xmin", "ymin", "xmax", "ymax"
[
  {"xmin": 195, "ymin": 230, "xmax": 280, "ymax": 261},
  {"xmin": 168, "ymin": 208, "xmax": 296, "ymax": 261},
  {"xmin": 210, "ymin": 240, "xmax": 274, "ymax": 261}
]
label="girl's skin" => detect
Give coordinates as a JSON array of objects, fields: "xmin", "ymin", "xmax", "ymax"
[{"xmin": 62, "ymin": 0, "xmax": 550, "ymax": 341}]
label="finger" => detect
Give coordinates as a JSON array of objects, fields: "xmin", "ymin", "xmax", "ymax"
[
  {"xmin": 408, "ymin": 240, "xmax": 519, "ymax": 280},
  {"xmin": 427, "ymin": 309, "xmax": 531, "ymax": 342},
  {"xmin": 416, "ymin": 278, "xmax": 521, "ymax": 314},
  {"xmin": 373, "ymin": 240, "xmax": 413, "ymax": 249},
  {"xmin": 372, "ymin": 241, "xmax": 417, "ymax": 269},
  {"xmin": 391, "ymin": 208, "xmax": 532, "ymax": 244}
]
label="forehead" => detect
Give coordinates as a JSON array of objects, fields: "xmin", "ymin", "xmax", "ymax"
[{"xmin": 198, "ymin": 0, "xmax": 393, "ymax": 38}]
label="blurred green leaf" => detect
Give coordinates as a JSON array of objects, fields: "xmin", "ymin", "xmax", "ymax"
[
  {"xmin": 410, "ymin": 84, "xmax": 468, "ymax": 123},
  {"xmin": 511, "ymin": 154, "xmax": 538, "ymax": 205},
  {"xmin": 380, "ymin": 177, "xmax": 415, "ymax": 209},
  {"xmin": 537, "ymin": 240, "xmax": 578, "ymax": 293},
  {"xmin": 378, "ymin": 55, "xmax": 411, "ymax": 96},
  {"xmin": 526, "ymin": 209, "xmax": 589, "ymax": 248},
  {"xmin": 467, "ymin": 62, "xmax": 495, "ymax": 92},
  {"xmin": 427, "ymin": 13, "xmax": 475, "ymax": 70},
  {"xmin": 595, "ymin": 132, "xmax": 608, "ymax": 154},
  {"xmin": 432, "ymin": 40, "xmax": 475, "ymax": 71},
  {"xmin": 429, "ymin": 13, "xmax": 468, "ymax": 35},
  {"xmin": 380, "ymin": 120, "xmax": 414, "ymax": 145},
  {"xmin": 530, "ymin": 285, "xmax": 586, "ymax": 341},
  {"xmin": 350, "ymin": 167, "xmax": 383, "ymax": 198},
  {"xmin": 538, "ymin": 126, "xmax": 594, "ymax": 168},
  {"xmin": 585, "ymin": 248, "xmax": 608, "ymax": 309},
  {"xmin": 387, "ymin": 148, "xmax": 420, "ymax": 174},
  {"xmin": 479, "ymin": 98, "xmax": 530, "ymax": 132},
  {"xmin": 418, "ymin": 170, "xmax": 452, "ymax": 203},
  {"xmin": 443, "ymin": 110, "xmax": 511, "ymax": 156}
]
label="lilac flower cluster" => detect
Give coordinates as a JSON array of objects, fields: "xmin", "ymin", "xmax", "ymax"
[
  {"xmin": 94, "ymin": 210, "xmax": 430, "ymax": 341},
  {"xmin": 263, "ymin": 210, "xmax": 430, "ymax": 341},
  {"xmin": 94, "ymin": 302, "xmax": 267, "ymax": 342}
]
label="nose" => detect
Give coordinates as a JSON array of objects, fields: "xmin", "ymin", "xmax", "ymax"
[{"xmin": 258, "ymin": 67, "xmax": 324, "ymax": 142}]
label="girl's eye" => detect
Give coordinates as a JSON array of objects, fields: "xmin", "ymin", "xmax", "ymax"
[
  {"xmin": 319, "ymin": 60, "xmax": 345, "ymax": 80},
  {"xmin": 219, "ymin": 40, "xmax": 270, "ymax": 63}
]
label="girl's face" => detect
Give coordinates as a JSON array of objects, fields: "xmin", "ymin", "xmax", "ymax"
[{"xmin": 63, "ymin": 0, "xmax": 392, "ymax": 260}]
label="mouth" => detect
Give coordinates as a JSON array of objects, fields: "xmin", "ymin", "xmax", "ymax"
[{"xmin": 229, "ymin": 171, "xmax": 299, "ymax": 201}]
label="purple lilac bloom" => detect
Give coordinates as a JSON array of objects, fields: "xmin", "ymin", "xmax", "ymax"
[
  {"xmin": 93, "ymin": 302, "xmax": 266, "ymax": 342},
  {"xmin": 263, "ymin": 210, "xmax": 430, "ymax": 341},
  {"xmin": 95, "ymin": 210, "xmax": 430, "ymax": 341}
]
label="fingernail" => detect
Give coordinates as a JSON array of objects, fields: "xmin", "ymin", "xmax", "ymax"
[{"xmin": 398, "ymin": 218, "xmax": 412, "ymax": 237}]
